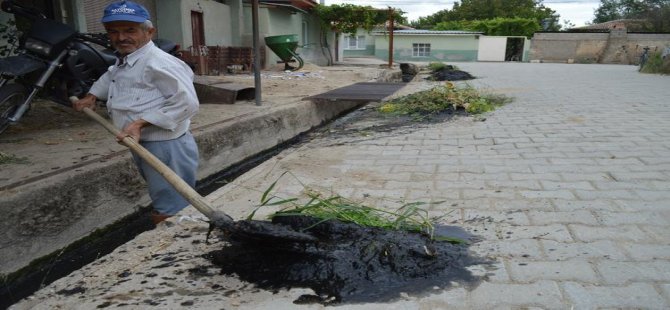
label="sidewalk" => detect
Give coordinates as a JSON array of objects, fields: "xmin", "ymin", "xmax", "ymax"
[{"xmin": 10, "ymin": 62, "xmax": 670, "ymax": 309}]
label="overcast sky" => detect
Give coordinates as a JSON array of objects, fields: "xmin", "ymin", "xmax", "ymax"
[{"xmin": 324, "ymin": 0, "xmax": 602, "ymax": 27}]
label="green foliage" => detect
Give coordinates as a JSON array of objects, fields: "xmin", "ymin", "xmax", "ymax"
[
  {"xmin": 314, "ymin": 4, "xmax": 406, "ymax": 36},
  {"xmin": 0, "ymin": 152, "xmax": 29, "ymax": 165},
  {"xmin": 378, "ymin": 82, "xmax": 509, "ymax": 117},
  {"xmin": 410, "ymin": 0, "xmax": 559, "ymax": 31},
  {"xmin": 248, "ymin": 173, "xmax": 462, "ymax": 242},
  {"xmin": 640, "ymin": 52, "xmax": 670, "ymax": 74},
  {"xmin": 434, "ymin": 17, "xmax": 541, "ymax": 37},
  {"xmin": 428, "ymin": 62, "xmax": 450, "ymax": 71},
  {"xmin": 593, "ymin": 0, "xmax": 670, "ymax": 32}
]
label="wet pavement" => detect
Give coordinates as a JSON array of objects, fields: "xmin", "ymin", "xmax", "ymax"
[{"xmin": 9, "ymin": 62, "xmax": 670, "ymax": 309}]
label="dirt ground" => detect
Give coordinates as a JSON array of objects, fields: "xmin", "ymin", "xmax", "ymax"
[{"xmin": 0, "ymin": 62, "xmax": 397, "ymax": 190}]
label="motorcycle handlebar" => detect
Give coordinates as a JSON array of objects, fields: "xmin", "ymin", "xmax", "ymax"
[
  {"xmin": 1, "ymin": 0, "xmax": 47, "ymax": 20},
  {"xmin": 77, "ymin": 33, "xmax": 112, "ymax": 49}
]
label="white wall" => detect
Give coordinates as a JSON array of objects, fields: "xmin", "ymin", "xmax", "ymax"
[
  {"xmin": 180, "ymin": 0, "xmax": 232, "ymax": 48},
  {"xmin": 478, "ymin": 36, "xmax": 507, "ymax": 61}
]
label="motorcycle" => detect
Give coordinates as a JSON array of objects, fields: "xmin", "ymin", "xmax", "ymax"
[{"xmin": 0, "ymin": 0, "xmax": 181, "ymax": 134}]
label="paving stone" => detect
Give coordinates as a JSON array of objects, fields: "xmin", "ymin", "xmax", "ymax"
[
  {"xmin": 462, "ymin": 189, "xmax": 517, "ymax": 200},
  {"xmin": 392, "ymin": 164, "xmax": 437, "ymax": 173},
  {"xmin": 469, "ymin": 281, "xmax": 563, "ymax": 309},
  {"xmin": 591, "ymin": 180, "xmax": 655, "ymax": 190},
  {"xmin": 509, "ymin": 172, "xmax": 562, "ymax": 181},
  {"xmin": 435, "ymin": 180, "xmax": 487, "ymax": 190},
  {"xmin": 596, "ymin": 261, "xmax": 670, "ymax": 284},
  {"xmin": 508, "ymin": 261, "xmax": 598, "ymax": 283},
  {"xmin": 520, "ymin": 190, "xmax": 575, "ymax": 200},
  {"xmin": 660, "ymin": 283, "xmax": 670, "ymax": 304},
  {"xmin": 615, "ymin": 200, "xmax": 669, "ymax": 212},
  {"xmin": 486, "ymin": 180, "xmax": 541, "ymax": 190},
  {"xmin": 466, "ymin": 261, "xmax": 511, "ymax": 283},
  {"xmin": 444, "ymin": 198, "xmax": 493, "ymax": 211},
  {"xmin": 437, "ymin": 165, "xmax": 486, "ymax": 174},
  {"xmin": 559, "ymin": 172, "xmax": 613, "ymax": 182},
  {"xmin": 416, "ymin": 287, "xmax": 470, "ymax": 309},
  {"xmin": 540, "ymin": 240, "xmax": 628, "ymax": 261},
  {"xmin": 620, "ymin": 243, "xmax": 670, "ymax": 261},
  {"xmin": 472, "ymin": 239, "xmax": 542, "ymax": 260},
  {"xmin": 540, "ymin": 180, "xmax": 595, "ymax": 191},
  {"xmin": 595, "ymin": 211, "xmax": 670, "ymax": 226},
  {"xmin": 574, "ymin": 189, "xmax": 639, "ymax": 200},
  {"xmin": 569, "ymin": 224, "xmax": 650, "ymax": 242},
  {"xmin": 490, "ymin": 199, "xmax": 554, "ymax": 211},
  {"xmin": 563, "ymin": 282, "xmax": 669, "ymax": 309},
  {"xmin": 527, "ymin": 210, "xmax": 598, "ymax": 225},
  {"xmin": 552, "ymin": 199, "xmax": 622, "ymax": 212},
  {"xmin": 463, "ymin": 209, "xmax": 530, "ymax": 226},
  {"xmin": 634, "ymin": 189, "xmax": 670, "ymax": 201},
  {"xmin": 639, "ymin": 225, "xmax": 670, "ymax": 243},
  {"xmin": 609, "ymin": 171, "xmax": 668, "ymax": 181}
]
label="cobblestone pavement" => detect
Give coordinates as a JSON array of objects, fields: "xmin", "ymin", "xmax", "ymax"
[
  {"xmin": 222, "ymin": 62, "xmax": 670, "ymax": 309},
  {"xmin": 12, "ymin": 62, "xmax": 670, "ymax": 309}
]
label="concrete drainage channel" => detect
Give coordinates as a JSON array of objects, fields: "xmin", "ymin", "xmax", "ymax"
[{"xmin": 0, "ymin": 71, "xmax": 406, "ymax": 308}]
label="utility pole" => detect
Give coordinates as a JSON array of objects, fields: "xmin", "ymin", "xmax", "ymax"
[
  {"xmin": 388, "ymin": 7, "xmax": 394, "ymax": 68},
  {"xmin": 252, "ymin": 0, "xmax": 261, "ymax": 106}
]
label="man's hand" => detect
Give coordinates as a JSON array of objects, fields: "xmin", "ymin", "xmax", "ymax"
[
  {"xmin": 72, "ymin": 94, "xmax": 97, "ymax": 111},
  {"xmin": 117, "ymin": 119, "xmax": 150, "ymax": 143}
]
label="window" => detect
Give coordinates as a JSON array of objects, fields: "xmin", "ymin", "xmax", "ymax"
[
  {"xmin": 345, "ymin": 35, "xmax": 366, "ymax": 50},
  {"xmin": 413, "ymin": 43, "xmax": 431, "ymax": 57}
]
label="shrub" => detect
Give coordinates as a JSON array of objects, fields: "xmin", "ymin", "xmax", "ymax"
[{"xmin": 641, "ymin": 52, "xmax": 670, "ymax": 74}]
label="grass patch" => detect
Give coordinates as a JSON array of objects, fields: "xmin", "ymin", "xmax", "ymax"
[
  {"xmin": 0, "ymin": 152, "xmax": 29, "ymax": 165},
  {"xmin": 379, "ymin": 82, "xmax": 510, "ymax": 118},
  {"xmin": 247, "ymin": 173, "xmax": 464, "ymax": 244},
  {"xmin": 640, "ymin": 52, "xmax": 670, "ymax": 74},
  {"xmin": 428, "ymin": 62, "xmax": 454, "ymax": 71}
]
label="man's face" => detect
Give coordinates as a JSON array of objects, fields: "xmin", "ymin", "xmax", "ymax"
[{"xmin": 104, "ymin": 21, "xmax": 155, "ymax": 56}]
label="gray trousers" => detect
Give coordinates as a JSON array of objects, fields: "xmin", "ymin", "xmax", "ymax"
[{"xmin": 132, "ymin": 132, "xmax": 199, "ymax": 215}]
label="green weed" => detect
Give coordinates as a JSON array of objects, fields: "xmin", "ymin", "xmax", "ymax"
[
  {"xmin": 379, "ymin": 82, "xmax": 509, "ymax": 117},
  {"xmin": 247, "ymin": 173, "xmax": 464, "ymax": 243},
  {"xmin": 640, "ymin": 52, "xmax": 670, "ymax": 74},
  {"xmin": 0, "ymin": 152, "xmax": 29, "ymax": 165}
]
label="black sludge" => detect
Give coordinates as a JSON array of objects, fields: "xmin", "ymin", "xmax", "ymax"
[
  {"xmin": 426, "ymin": 66, "xmax": 476, "ymax": 81},
  {"xmin": 208, "ymin": 215, "xmax": 484, "ymax": 305}
]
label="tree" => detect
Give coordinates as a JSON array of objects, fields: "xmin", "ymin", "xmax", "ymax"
[
  {"xmin": 313, "ymin": 4, "xmax": 406, "ymax": 65},
  {"xmin": 434, "ymin": 17, "xmax": 541, "ymax": 37},
  {"xmin": 593, "ymin": 0, "xmax": 670, "ymax": 32},
  {"xmin": 410, "ymin": 0, "xmax": 559, "ymax": 30}
]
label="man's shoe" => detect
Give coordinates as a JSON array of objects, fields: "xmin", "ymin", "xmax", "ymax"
[{"xmin": 151, "ymin": 212, "xmax": 171, "ymax": 225}]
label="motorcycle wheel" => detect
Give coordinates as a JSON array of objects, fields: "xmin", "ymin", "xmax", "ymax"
[{"xmin": 0, "ymin": 83, "xmax": 28, "ymax": 134}]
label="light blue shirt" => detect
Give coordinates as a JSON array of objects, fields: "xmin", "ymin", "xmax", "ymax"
[{"xmin": 89, "ymin": 41, "xmax": 198, "ymax": 141}]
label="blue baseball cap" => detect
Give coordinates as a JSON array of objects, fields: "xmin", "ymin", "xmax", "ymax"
[{"xmin": 102, "ymin": 1, "xmax": 150, "ymax": 23}]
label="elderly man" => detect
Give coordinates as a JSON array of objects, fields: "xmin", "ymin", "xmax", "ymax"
[{"xmin": 74, "ymin": 1, "xmax": 199, "ymax": 224}]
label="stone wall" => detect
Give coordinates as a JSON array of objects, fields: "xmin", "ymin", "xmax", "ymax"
[{"xmin": 529, "ymin": 30, "xmax": 670, "ymax": 64}]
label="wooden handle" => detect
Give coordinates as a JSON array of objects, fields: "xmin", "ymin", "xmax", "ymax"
[{"xmin": 71, "ymin": 97, "xmax": 224, "ymax": 221}]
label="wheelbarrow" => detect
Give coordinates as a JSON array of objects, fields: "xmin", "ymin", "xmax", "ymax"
[{"xmin": 264, "ymin": 34, "xmax": 304, "ymax": 71}]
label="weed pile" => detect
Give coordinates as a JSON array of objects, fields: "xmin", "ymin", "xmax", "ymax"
[{"xmin": 379, "ymin": 82, "xmax": 509, "ymax": 117}]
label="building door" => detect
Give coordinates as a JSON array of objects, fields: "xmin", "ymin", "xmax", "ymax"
[
  {"xmin": 191, "ymin": 11, "xmax": 205, "ymax": 48},
  {"xmin": 477, "ymin": 37, "xmax": 507, "ymax": 61}
]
